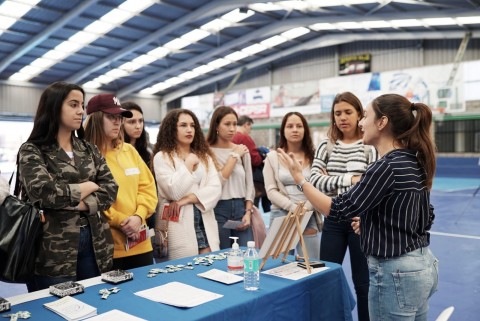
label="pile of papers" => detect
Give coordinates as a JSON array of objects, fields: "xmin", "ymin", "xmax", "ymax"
[{"xmin": 44, "ymin": 296, "xmax": 96, "ymax": 321}]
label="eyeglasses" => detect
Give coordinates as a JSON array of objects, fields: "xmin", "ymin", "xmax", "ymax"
[{"xmin": 104, "ymin": 113, "xmax": 124, "ymax": 123}]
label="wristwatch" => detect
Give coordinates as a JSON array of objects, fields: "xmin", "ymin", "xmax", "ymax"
[{"xmin": 296, "ymin": 178, "xmax": 308, "ymax": 192}]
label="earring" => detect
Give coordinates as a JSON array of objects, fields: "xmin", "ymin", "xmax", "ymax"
[{"xmin": 333, "ymin": 123, "xmax": 336, "ymax": 126}]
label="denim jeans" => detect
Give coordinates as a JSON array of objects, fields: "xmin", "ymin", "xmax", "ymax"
[
  {"xmin": 320, "ymin": 219, "xmax": 370, "ymax": 321},
  {"xmin": 270, "ymin": 209, "xmax": 320, "ymax": 260},
  {"xmin": 367, "ymin": 247, "xmax": 439, "ymax": 321},
  {"xmin": 214, "ymin": 198, "xmax": 254, "ymax": 249},
  {"xmin": 27, "ymin": 225, "xmax": 100, "ymax": 292}
]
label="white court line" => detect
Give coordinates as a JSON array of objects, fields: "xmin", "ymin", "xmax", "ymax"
[{"xmin": 431, "ymin": 231, "xmax": 480, "ymax": 240}]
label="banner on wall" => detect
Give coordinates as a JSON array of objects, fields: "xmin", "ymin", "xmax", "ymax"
[
  {"xmin": 271, "ymin": 81, "xmax": 321, "ymax": 117},
  {"xmin": 339, "ymin": 53, "xmax": 371, "ymax": 76},
  {"xmin": 224, "ymin": 87, "xmax": 270, "ymax": 119},
  {"xmin": 320, "ymin": 62, "xmax": 465, "ymax": 113},
  {"xmin": 463, "ymin": 60, "xmax": 480, "ymax": 103},
  {"xmin": 181, "ymin": 93, "xmax": 214, "ymax": 128}
]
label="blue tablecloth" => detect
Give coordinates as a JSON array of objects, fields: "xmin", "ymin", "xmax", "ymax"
[{"xmin": 9, "ymin": 254, "xmax": 355, "ymax": 321}]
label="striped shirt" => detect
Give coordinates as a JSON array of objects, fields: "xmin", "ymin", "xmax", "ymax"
[
  {"xmin": 310, "ymin": 139, "xmax": 377, "ymax": 196},
  {"xmin": 328, "ymin": 149, "xmax": 435, "ymax": 258}
]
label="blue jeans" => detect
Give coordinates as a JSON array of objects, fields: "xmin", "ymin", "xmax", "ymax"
[
  {"xmin": 320, "ymin": 219, "xmax": 370, "ymax": 321},
  {"xmin": 214, "ymin": 198, "xmax": 254, "ymax": 249},
  {"xmin": 27, "ymin": 225, "xmax": 100, "ymax": 292},
  {"xmin": 367, "ymin": 247, "xmax": 439, "ymax": 321}
]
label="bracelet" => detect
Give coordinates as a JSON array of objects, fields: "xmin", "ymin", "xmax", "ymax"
[
  {"xmin": 245, "ymin": 208, "xmax": 253, "ymax": 214},
  {"xmin": 229, "ymin": 152, "xmax": 240, "ymax": 160}
]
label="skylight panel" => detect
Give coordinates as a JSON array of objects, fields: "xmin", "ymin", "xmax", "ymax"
[
  {"xmin": 164, "ymin": 38, "xmax": 191, "ymax": 51},
  {"xmin": 260, "ymin": 35, "xmax": 288, "ymax": 48},
  {"xmin": 309, "ymin": 23, "xmax": 336, "ymax": 31},
  {"xmin": 119, "ymin": 0, "xmax": 156, "ymax": 13},
  {"xmin": 390, "ymin": 19, "xmax": 422, "ymax": 27},
  {"xmin": 362, "ymin": 20, "xmax": 391, "ymax": 28},
  {"xmin": 242, "ymin": 43, "xmax": 268, "ymax": 55},
  {"xmin": 182, "ymin": 29, "xmax": 211, "ymax": 42},
  {"xmin": 208, "ymin": 58, "xmax": 231, "ymax": 68},
  {"xmin": 422, "ymin": 17, "xmax": 456, "ymax": 26},
  {"xmin": 148, "ymin": 47, "xmax": 170, "ymax": 59},
  {"xmin": 192, "ymin": 65, "xmax": 215, "ymax": 75},
  {"xmin": 83, "ymin": 81, "xmax": 102, "ymax": 89},
  {"xmin": 225, "ymin": 51, "xmax": 250, "ymax": 61},
  {"xmin": 84, "ymin": 20, "xmax": 115, "ymax": 35},
  {"xmin": 165, "ymin": 77, "xmax": 185, "ymax": 85},
  {"xmin": 336, "ymin": 21, "xmax": 362, "ymax": 29},
  {"xmin": 133, "ymin": 55, "xmax": 158, "ymax": 65},
  {"xmin": 456, "ymin": 16, "xmax": 480, "ymax": 24},
  {"xmin": 178, "ymin": 71, "xmax": 201, "ymax": 80},
  {"xmin": 30, "ymin": 58, "xmax": 56, "ymax": 68},
  {"xmin": 221, "ymin": 8, "xmax": 254, "ymax": 23},
  {"xmin": 281, "ymin": 27, "xmax": 310, "ymax": 39},
  {"xmin": 69, "ymin": 31, "xmax": 98, "ymax": 45},
  {"xmin": 100, "ymin": 8, "xmax": 132, "ymax": 25}
]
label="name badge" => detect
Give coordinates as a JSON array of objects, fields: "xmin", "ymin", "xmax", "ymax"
[{"xmin": 125, "ymin": 167, "xmax": 140, "ymax": 176}]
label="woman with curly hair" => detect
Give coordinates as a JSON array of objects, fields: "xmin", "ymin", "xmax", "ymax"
[
  {"xmin": 152, "ymin": 109, "xmax": 222, "ymax": 260},
  {"xmin": 206, "ymin": 106, "xmax": 254, "ymax": 249}
]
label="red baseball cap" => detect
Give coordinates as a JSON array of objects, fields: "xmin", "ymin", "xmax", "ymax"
[{"xmin": 86, "ymin": 94, "xmax": 133, "ymax": 118}]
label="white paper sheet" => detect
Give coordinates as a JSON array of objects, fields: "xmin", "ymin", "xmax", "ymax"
[
  {"xmin": 85, "ymin": 309, "xmax": 147, "ymax": 321},
  {"xmin": 262, "ymin": 262, "xmax": 329, "ymax": 280},
  {"xmin": 134, "ymin": 282, "xmax": 223, "ymax": 308},
  {"xmin": 197, "ymin": 268, "xmax": 243, "ymax": 284}
]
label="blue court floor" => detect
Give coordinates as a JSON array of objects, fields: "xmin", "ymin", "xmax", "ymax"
[{"xmin": 2, "ymin": 177, "xmax": 479, "ymax": 321}]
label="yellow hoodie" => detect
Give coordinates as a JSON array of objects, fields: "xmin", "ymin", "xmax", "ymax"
[{"xmin": 104, "ymin": 143, "xmax": 157, "ymax": 258}]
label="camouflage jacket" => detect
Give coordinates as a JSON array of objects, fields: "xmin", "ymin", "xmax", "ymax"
[{"xmin": 18, "ymin": 137, "xmax": 118, "ymax": 278}]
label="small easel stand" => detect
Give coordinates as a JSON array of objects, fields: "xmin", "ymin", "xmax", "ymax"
[{"xmin": 259, "ymin": 202, "xmax": 313, "ymax": 274}]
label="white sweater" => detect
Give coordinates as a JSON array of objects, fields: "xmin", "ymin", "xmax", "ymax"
[{"xmin": 154, "ymin": 152, "xmax": 221, "ymax": 260}]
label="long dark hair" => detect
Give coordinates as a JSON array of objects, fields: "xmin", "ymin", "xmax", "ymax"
[
  {"xmin": 122, "ymin": 101, "xmax": 151, "ymax": 165},
  {"xmin": 206, "ymin": 106, "xmax": 238, "ymax": 145},
  {"xmin": 327, "ymin": 91, "xmax": 363, "ymax": 143},
  {"xmin": 371, "ymin": 94, "xmax": 436, "ymax": 189},
  {"xmin": 278, "ymin": 112, "xmax": 314, "ymax": 165},
  {"xmin": 27, "ymin": 81, "xmax": 85, "ymax": 145},
  {"xmin": 152, "ymin": 108, "xmax": 214, "ymax": 171}
]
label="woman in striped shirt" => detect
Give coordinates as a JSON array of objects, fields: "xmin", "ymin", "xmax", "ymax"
[
  {"xmin": 279, "ymin": 93, "xmax": 438, "ymax": 321},
  {"xmin": 310, "ymin": 92, "xmax": 377, "ymax": 321}
]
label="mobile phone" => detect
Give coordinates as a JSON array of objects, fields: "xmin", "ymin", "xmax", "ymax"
[{"xmin": 297, "ymin": 261, "xmax": 325, "ymax": 269}]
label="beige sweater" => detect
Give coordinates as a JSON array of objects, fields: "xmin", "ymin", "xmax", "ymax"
[
  {"xmin": 154, "ymin": 152, "xmax": 221, "ymax": 260},
  {"xmin": 263, "ymin": 150, "xmax": 314, "ymax": 213}
]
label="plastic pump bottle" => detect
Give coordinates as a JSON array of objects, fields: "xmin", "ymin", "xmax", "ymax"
[
  {"xmin": 244, "ymin": 241, "xmax": 260, "ymax": 291},
  {"xmin": 227, "ymin": 237, "xmax": 243, "ymax": 275}
]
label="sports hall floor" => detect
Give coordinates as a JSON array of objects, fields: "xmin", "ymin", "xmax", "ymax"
[{"xmin": 1, "ymin": 177, "xmax": 479, "ymax": 321}]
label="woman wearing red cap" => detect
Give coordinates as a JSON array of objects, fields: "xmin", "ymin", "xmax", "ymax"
[{"xmin": 84, "ymin": 93, "xmax": 158, "ymax": 270}]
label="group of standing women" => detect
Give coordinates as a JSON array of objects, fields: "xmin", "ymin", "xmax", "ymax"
[{"xmin": 17, "ymin": 80, "xmax": 438, "ymax": 321}]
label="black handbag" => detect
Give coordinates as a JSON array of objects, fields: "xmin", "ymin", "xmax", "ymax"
[
  {"xmin": 0, "ymin": 161, "xmax": 44, "ymax": 283},
  {"xmin": 0, "ymin": 195, "xmax": 44, "ymax": 283}
]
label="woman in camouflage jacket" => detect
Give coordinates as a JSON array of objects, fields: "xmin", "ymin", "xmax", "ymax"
[{"xmin": 18, "ymin": 82, "xmax": 118, "ymax": 291}]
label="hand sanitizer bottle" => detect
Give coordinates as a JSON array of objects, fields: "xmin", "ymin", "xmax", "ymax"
[{"xmin": 227, "ymin": 237, "xmax": 243, "ymax": 275}]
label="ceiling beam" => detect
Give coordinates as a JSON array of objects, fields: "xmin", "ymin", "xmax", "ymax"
[
  {"xmin": 116, "ymin": 9, "xmax": 475, "ymax": 98},
  {"xmin": 161, "ymin": 30, "xmax": 480, "ymax": 104},
  {"xmin": 0, "ymin": 0, "xmax": 97, "ymax": 74},
  {"xmin": 67, "ymin": 0, "xmax": 273, "ymax": 84}
]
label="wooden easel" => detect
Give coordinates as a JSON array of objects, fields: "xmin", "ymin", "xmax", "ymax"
[{"xmin": 259, "ymin": 202, "xmax": 313, "ymax": 274}]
